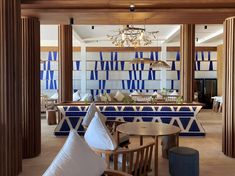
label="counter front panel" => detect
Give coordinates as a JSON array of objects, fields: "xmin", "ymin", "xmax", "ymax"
[{"xmin": 55, "ymin": 103, "xmax": 205, "ymax": 136}]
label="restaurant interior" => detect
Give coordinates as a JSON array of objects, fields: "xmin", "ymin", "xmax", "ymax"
[{"xmin": 1, "ymin": 1, "xmax": 235, "ymax": 176}]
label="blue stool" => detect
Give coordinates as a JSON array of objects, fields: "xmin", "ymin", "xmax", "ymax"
[{"xmin": 169, "ymin": 147, "xmax": 199, "ymax": 176}]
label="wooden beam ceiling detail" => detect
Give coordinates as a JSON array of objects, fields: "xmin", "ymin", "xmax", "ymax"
[{"xmin": 21, "ymin": 0, "xmax": 235, "ymax": 24}]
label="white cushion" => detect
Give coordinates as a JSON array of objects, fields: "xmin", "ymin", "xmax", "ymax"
[
  {"xmin": 85, "ymin": 113, "xmax": 117, "ymax": 151},
  {"xmin": 129, "ymin": 90, "xmax": 139, "ymax": 96},
  {"xmin": 100, "ymin": 93, "xmax": 112, "ymax": 102},
  {"xmin": 50, "ymin": 92, "xmax": 58, "ymax": 99},
  {"xmin": 73, "ymin": 91, "xmax": 81, "ymax": 101},
  {"xmin": 43, "ymin": 130, "xmax": 106, "ymax": 176},
  {"xmin": 105, "ymin": 93, "xmax": 112, "ymax": 101},
  {"xmin": 114, "ymin": 91, "xmax": 125, "ymax": 102},
  {"xmin": 80, "ymin": 93, "xmax": 92, "ymax": 101},
  {"xmin": 152, "ymin": 91, "xmax": 163, "ymax": 99},
  {"xmin": 82, "ymin": 103, "xmax": 106, "ymax": 127},
  {"xmin": 170, "ymin": 90, "xmax": 179, "ymax": 96}
]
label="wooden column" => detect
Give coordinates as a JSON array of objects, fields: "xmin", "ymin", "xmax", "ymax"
[
  {"xmin": 0, "ymin": 0, "xmax": 22, "ymax": 175},
  {"xmin": 58, "ymin": 25, "xmax": 73, "ymax": 102},
  {"xmin": 223, "ymin": 17, "xmax": 235, "ymax": 158},
  {"xmin": 180, "ymin": 24, "xmax": 195, "ymax": 103},
  {"xmin": 217, "ymin": 45, "xmax": 224, "ymax": 96},
  {"xmin": 21, "ymin": 17, "xmax": 41, "ymax": 158}
]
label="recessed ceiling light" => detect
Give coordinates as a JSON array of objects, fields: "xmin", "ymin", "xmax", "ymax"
[
  {"xmin": 129, "ymin": 4, "xmax": 135, "ymax": 12},
  {"xmin": 69, "ymin": 18, "xmax": 74, "ymax": 25}
]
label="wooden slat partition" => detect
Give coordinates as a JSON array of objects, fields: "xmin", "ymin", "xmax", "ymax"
[
  {"xmin": 180, "ymin": 24, "xmax": 195, "ymax": 103},
  {"xmin": 222, "ymin": 16, "xmax": 235, "ymax": 158},
  {"xmin": 58, "ymin": 25, "xmax": 73, "ymax": 102},
  {"xmin": 21, "ymin": 17, "xmax": 41, "ymax": 158},
  {"xmin": 0, "ymin": 0, "xmax": 22, "ymax": 175}
]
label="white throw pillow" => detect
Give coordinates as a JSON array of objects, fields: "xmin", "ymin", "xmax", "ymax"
[
  {"xmin": 73, "ymin": 90, "xmax": 81, "ymax": 101},
  {"xmin": 82, "ymin": 103, "xmax": 106, "ymax": 127},
  {"xmin": 43, "ymin": 130, "xmax": 106, "ymax": 176},
  {"xmin": 152, "ymin": 91, "xmax": 163, "ymax": 99},
  {"xmin": 105, "ymin": 93, "xmax": 112, "ymax": 101},
  {"xmin": 129, "ymin": 90, "xmax": 139, "ymax": 96},
  {"xmin": 84, "ymin": 113, "xmax": 117, "ymax": 151},
  {"xmin": 50, "ymin": 92, "xmax": 58, "ymax": 99},
  {"xmin": 114, "ymin": 91, "xmax": 125, "ymax": 102},
  {"xmin": 100, "ymin": 93, "xmax": 107, "ymax": 102},
  {"xmin": 100, "ymin": 93, "xmax": 112, "ymax": 102},
  {"xmin": 80, "ymin": 93, "xmax": 92, "ymax": 101},
  {"xmin": 170, "ymin": 90, "xmax": 179, "ymax": 96}
]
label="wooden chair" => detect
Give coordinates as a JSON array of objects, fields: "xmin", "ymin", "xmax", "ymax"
[
  {"xmin": 104, "ymin": 169, "xmax": 132, "ymax": 176},
  {"xmin": 94, "ymin": 142, "xmax": 155, "ymax": 176}
]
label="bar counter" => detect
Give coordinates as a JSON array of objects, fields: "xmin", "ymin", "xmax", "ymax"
[{"xmin": 55, "ymin": 102, "xmax": 205, "ymax": 136}]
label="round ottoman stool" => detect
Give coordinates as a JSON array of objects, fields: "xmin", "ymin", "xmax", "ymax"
[{"xmin": 169, "ymin": 147, "xmax": 199, "ymax": 176}]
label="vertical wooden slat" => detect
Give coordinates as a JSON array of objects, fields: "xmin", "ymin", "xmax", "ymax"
[
  {"xmin": 180, "ymin": 24, "xmax": 195, "ymax": 103},
  {"xmin": 223, "ymin": 17, "xmax": 235, "ymax": 158},
  {"xmin": 143, "ymin": 147, "xmax": 149, "ymax": 174},
  {"xmin": 105, "ymin": 153, "xmax": 111, "ymax": 169},
  {"xmin": 113, "ymin": 153, "xmax": 118, "ymax": 170},
  {"xmin": 21, "ymin": 17, "xmax": 41, "ymax": 158},
  {"xmin": 58, "ymin": 24, "xmax": 73, "ymax": 102},
  {"xmin": 133, "ymin": 151, "xmax": 140, "ymax": 176},
  {"xmin": 122, "ymin": 153, "xmax": 127, "ymax": 172},
  {"xmin": 139, "ymin": 149, "xmax": 144, "ymax": 174},
  {"xmin": 128, "ymin": 152, "xmax": 134, "ymax": 174},
  {"xmin": 0, "ymin": 0, "xmax": 22, "ymax": 175},
  {"xmin": 148, "ymin": 145, "xmax": 153, "ymax": 172}
]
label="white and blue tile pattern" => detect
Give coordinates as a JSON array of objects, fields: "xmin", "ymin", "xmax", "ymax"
[{"xmin": 55, "ymin": 104, "xmax": 205, "ymax": 136}]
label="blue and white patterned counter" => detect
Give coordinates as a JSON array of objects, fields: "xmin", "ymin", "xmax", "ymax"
[{"xmin": 55, "ymin": 102, "xmax": 205, "ymax": 136}]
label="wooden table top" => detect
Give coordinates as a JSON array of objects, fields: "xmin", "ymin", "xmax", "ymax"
[{"xmin": 117, "ymin": 122, "xmax": 181, "ymax": 137}]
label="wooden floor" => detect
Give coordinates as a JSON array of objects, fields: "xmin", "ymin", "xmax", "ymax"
[{"xmin": 19, "ymin": 110, "xmax": 235, "ymax": 176}]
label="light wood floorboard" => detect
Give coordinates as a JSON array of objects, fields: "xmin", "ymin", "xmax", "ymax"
[{"xmin": 20, "ymin": 110, "xmax": 235, "ymax": 176}]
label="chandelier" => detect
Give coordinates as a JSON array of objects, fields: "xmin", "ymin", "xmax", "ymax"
[{"xmin": 107, "ymin": 25, "xmax": 159, "ymax": 47}]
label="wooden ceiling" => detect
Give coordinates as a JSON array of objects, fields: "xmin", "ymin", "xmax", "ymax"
[{"xmin": 21, "ymin": 0, "xmax": 235, "ymax": 24}]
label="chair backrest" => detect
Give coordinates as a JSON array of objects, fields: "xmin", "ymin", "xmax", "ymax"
[{"xmin": 94, "ymin": 142, "xmax": 155, "ymax": 176}]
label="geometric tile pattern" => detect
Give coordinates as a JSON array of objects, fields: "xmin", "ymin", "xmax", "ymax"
[
  {"xmin": 40, "ymin": 51, "xmax": 80, "ymax": 91},
  {"xmin": 55, "ymin": 104, "xmax": 205, "ymax": 136},
  {"xmin": 87, "ymin": 51, "xmax": 161, "ymax": 97},
  {"xmin": 166, "ymin": 50, "xmax": 217, "ymax": 90}
]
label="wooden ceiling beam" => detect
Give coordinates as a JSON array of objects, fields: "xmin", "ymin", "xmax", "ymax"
[
  {"xmin": 21, "ymin": 1, "xmax": 235, "ymax": 24},
  {"xmin": 21, "ymin": 10, "xmax": 235, "ymax": 24},
  {"xmin": 21, "ymin": 0, "xmax": 235, "ymax": 9}
]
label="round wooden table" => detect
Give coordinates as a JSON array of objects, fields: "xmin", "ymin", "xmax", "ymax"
[{"xmin": 116, "ymin": 122, "xmax": 181, "ymax": 176}]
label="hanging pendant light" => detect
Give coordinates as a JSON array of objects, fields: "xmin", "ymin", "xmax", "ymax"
[
  {"xmin": 129, "ymin": 58, "xmax": 155, "ymax": 64},
  {"xmin": 150, "ymin": 60, "xmax": 170, "ymax": 69}
]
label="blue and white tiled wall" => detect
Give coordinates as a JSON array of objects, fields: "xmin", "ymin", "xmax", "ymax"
[
  {"xmin": 86, "ymin": 51, "xmax": 162, "ymax": 96},
  {"xmin": 40, "ymin": 51, "xmax": 81, "ymax": 97},
  {"xmin": 194, "ymin": 51, "xmax": 217, "ymax": 78},
  {"xmin": 166, "ymin": 51, "xmax": 181, "ymax": 91},
  {"xmin": 165, "ymin": 50, "xmax": 217, "ymax": 91},
  {"xmin": 40, "ymin": 49, "xmax": 217, "ymax": 97}
]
